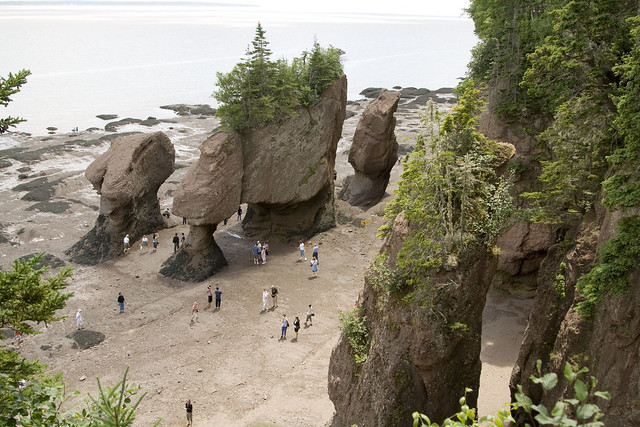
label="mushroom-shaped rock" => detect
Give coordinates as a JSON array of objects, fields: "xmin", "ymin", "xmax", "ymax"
[
  {"xmin": 159, "ymin": 224, "xmax": 227, "ymax": 282},
  {"xmin": 172, "ymin": 131, "xmax": 243, "ymax": 225},
  {"xmin": 159, "ymin": 132, "xmax": 242, "ymax": 280},
  {"xmin": 242, "ymin": 74, "xmax": 347, "ymax": 238},
  {"xmin": 66, "ymin": 132, "xmax": 175, "ymax": 264},
  {"xmin": 341, "ymin": 89, "xmax": 400, "ymax": 207}
]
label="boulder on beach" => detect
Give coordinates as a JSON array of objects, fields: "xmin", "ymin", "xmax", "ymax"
[
  {"xmin": 105, "ymin": 118, "xmax": 143, "ymax": 132},
  {"xmin": 96, "ymin": 114, "xmax": 118, "ymax": 121},
  {"xmin": 66, "ymin": 131, "xmax": 175, "ymax": 265},
  {"xmin": 340, "ymin": 89, "xmax": 400, "ymax": 207}
]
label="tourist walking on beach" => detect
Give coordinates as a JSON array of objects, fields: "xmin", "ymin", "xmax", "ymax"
[
  {"xmin": 252, "ymin": 242, "xmax": 260, "ymax": 265},
  {"xmin": 305, "ymin": 304, "xmax": 314, "ymax": 326},
  {"xmin": 262, "ymin": 288, "xmax": 269, "ymax": 312},
  {"xmin": 281, "ymin": 314, "xmax": 289, "ymax": 339},
  {"xmin": 76, "ymin": 309, "xmax": 84, "ymax": 329},
  {"xmin": 310, "ymin": 257, "xmax": 318, "ymax": 277},
  {"xmin": 173, "ymin": 233, "xmax": 180, "ymax": 253},
  {"xmin": 207, "ymin": 285, "xmax": 213, "ymax": 308},
  {"xmin": 214, "ymin": 286, "xmax": 222, "ymax": 309},
  {"xmin": 271, "ymin": 285, "xmax": 278, "ymax": 308},
  {"xmin": 237, "ymin": 205, "xmax": 242, "ymax": 221},
  {"xmin": 141, "ymin": 235, "xmax": 149, "ymax": 251},
  {"xmin": 261, "ymin": 244, "xmax": 267, "ymax": 264},
  {"xmin": 185, "ymin": 399, "xmax": 193, "ymax": 426},
  {"xmin": 293, "ymin": 316, "xmax": 300, "ymax": 340},
  {"xmin": 117, "ymin": 292, "xmax": 125, "ymax": 313},
  {"xmin": 312, "ymin": 243, "xmax": 319, "ymax": 263},
  {"xmin": 190, "ymin": 302, "xmax": 199, "ymax": 324},
  {"xmin": 123, "ymin": 234, "xmax": 130, "ymax": 254},
  {"xmin": 152, "ymin": 233, "xmax": 158, "ymax": 251},
  {"xmin": 299, "ymin": 241, "xmax": 306, "ymax": 261}
]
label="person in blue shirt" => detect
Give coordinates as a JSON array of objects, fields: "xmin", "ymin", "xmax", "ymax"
[
  {"xmin": 214, "ymin": 286, "xmax": 222, "ymax": 309},
  {"xmin": 252, "ymin": 243, "xmax": 260, "ymax": 265}
]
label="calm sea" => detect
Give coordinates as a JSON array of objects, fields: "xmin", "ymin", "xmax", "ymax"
[{"xmin": 0, "ymin": 4, "xmax": 477, "ymax": 135}]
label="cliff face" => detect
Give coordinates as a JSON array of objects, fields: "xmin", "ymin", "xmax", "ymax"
[
  {"xmin": 510, "ymin": 203, "xmax": 640, "ymax": 426},
  {"xmin": 484, "ymin": 104, "xmax": 640, "ymax": 425},
  {"xmin": 328, "ymin": 213, "xmax": 497, "ymax": 426}
]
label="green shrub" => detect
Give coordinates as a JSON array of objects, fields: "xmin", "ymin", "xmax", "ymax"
[
  {"xmin": 338, "ymin": 307, "xmax": 369, "ymax": 365},
  {"xmin": 576, "ymin": 215, "xmax": 640, "ymax": 317}
]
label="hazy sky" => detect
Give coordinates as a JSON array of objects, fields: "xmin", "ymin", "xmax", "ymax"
[
  {"xmin": 234, "ymin": 0, "xmax": 470, "ymax": 18},
  {"xmin": 3, "ymin": 0, "xmax": 471, "ymax": 18}
]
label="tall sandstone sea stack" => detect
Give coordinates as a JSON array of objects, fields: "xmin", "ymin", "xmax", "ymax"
[
  {"xmin": 160, "ymin": 75, "xmax": 346, "ymax": 281},
  {"xmin": 341, "ymin": 89, "xmax": 400, "ymax": 207},
  {"xmin": 66, "ymin": 132, "xmax": 175, "ymax": 265}
]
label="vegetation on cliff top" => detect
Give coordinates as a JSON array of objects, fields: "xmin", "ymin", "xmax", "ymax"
[
  {"xmin": 213, "ymin": 23, "xmax": 344, "ymax": 132},
  {"xmin": 468, "ymin": 0, "xmax": 640, "ymax": 317},
  {"xmin": 378, "ymin": 80, "xmax": 514, "ymax": 290}
]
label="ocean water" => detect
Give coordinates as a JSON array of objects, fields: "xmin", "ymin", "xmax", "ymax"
[{"xmin": 0, "ymin": 4, "xmax": 477, "ymax": 135}]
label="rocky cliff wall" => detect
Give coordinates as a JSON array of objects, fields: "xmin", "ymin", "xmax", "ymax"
[
  {"xmin": 510, "ymin": 204, "xmax": 640, "ymax": 426},
  {"xmin": 328, "ymin": 212, "xmax": 497, "ymax": 425}
]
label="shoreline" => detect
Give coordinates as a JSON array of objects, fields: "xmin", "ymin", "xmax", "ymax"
[{"xmin": 2, "ymin": 86, "xmax": 455, "ymax": 139}]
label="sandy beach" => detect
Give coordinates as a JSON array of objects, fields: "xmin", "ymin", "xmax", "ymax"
[{"xmin": 0, "ymin": 97, "xmax": 532, "ymax": 425}]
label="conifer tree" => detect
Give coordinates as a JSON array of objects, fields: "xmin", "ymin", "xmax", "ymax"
[{"xmin": 0, "ymin": 69, "xmax": 30, "ymax": 134}]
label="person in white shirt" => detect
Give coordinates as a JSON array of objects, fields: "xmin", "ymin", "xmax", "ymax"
[
  {"xmin": 305, "ymin": 304, "xmax": 314, "ymax": 326},
  {"xmin": 299, "ymin": 241, "xmax": 306, "ymax": 261},
  {"xmin": 123, "ymin": 235, "xmax": 130, "ymax": 254},
  {"xmin": 76, "ymin": 309, "xmax": 84, "ymax": 329}
]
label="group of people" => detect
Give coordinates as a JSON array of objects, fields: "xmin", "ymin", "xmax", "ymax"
[
  {"xmin": 173, "ymin": 233, "xmax": 186, "ymax": 252},
  {"xmin": 279, "ymin": 304, "xmax": 314, "ymax": 340},
  {"xmin": 122, "ymin": 233, "xmax": 163, "ymax": 254},
  {"xmin": 190, "ymin": 285, "xmax": 223, "ymax": 324},
  {"xmin": 299, "ymin": 241, "xmax": 320, "ymax": 277},
  {"xmin": 206, "ymin": 285, "xmax": 223, "ymax": 309},
  {"xmin": 252, "ymin": 240, "xmax": 269, "ymax": 265}
]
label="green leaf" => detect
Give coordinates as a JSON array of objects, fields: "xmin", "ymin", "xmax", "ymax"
[
  {"xmin": 574, "ymin": 378, "xmax": 588, "ymax": 402},
  {"xmin": 576, "ymin": 403, "xmax": 599, "ymax": 421}
]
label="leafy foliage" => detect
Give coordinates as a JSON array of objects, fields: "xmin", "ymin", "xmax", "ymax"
[
  {"xmin": 0, "ymin": 69, "xmax": 31, "ymax": 134},
  {"xmin": 381, "ymin": 80, "xmax": 514, "ymax": 285},
  {"xmin": 0, "ymin": 253, "xmax": 74, "ymax": 335},
  {"xmin": 0, "ymin": 257, "xmax": 152, "ymax": 425},
  {"xmin": 338, "ymin": 307, "xmax": 369, "ymax": 365},
  {"xmin": 412, "ymin": 360, "xmax": 609, "ymax": 427},
  {"xmin": 213, "ymin": 23, "xmax": 344, "ymax": 132},
  {"xmin": 0, "ymin": 368, "xmax": 157, "ymax": 426},
  {"xmin": 575, "ymin": 215, "xmax": 640, "ymax": 318},
  {"xmin": 515, "ymin": 360, "xmax": 610, "ymax": 426},
  {"xmin": 78, "ymin": 366, "xmax": 157, "ymax": 426},
  {"xmin": 602, "ymin": 17, "xmax": 640, "ymax": 210}
]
